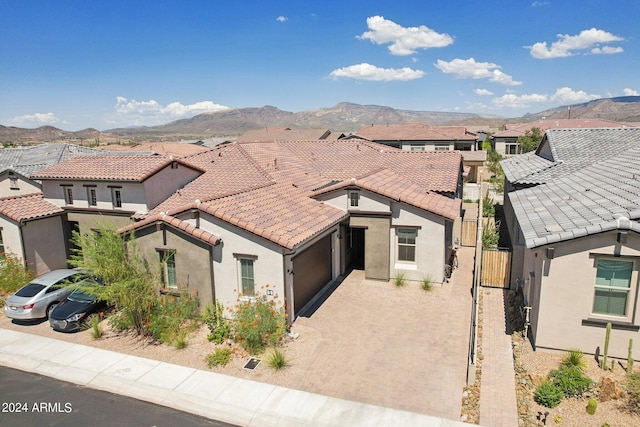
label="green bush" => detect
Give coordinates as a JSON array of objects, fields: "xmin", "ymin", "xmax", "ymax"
[
  {"xmin": 268, "ymin": 348, "xmax": 288, "ymax": 370},
  {"xmin": 421, "ymin": 276, "xmax": 433, "ymax": 292},
  {"xmin": 627, "ymin": 371, "xmax": 640, "ymax": 409},
  {"xmin": 148, "ymin": 291, "xmax": 200, "ymax": 346},
  {"xmin": 560, "ymin": 348, "xmax": 587, "ymax": 373},
  {"xmin": 0, "ymin": 252, "xmax": 35, "ymax": 294},
  {"xmin": 393, "ymin": 272, "xmax": 406, "ymax": 287},
  {"xmin": 89, "ymin": 314, "xmax": 103, "ymax": 339},
  {"xmin": 534, "ymin": 381, "xmax": 563, "ymax": 408},
  {"xmin": 482, "ymin": 221, "xmax": 500, "ymax": 249},
  {"xmin": 232, "ymin": 297, "xmax": 286, "ymax": 354},
  {"xmin": 586, "ymin": 398, "xmax": 597, "ymax": 415},
  {"xmin": 203, "ymin": 301, "xmax": 231, "ymax": 344},
  {"xmin": 550, "ymin": 366, "xmax": 592, "ymax": 397},
  {"xmin": 206, "ymin": 348, "xmax": 233, "ymax": 368},
  {"xmin": 482, "ymin": 195, "xmax": 495, "ymax": 218}
]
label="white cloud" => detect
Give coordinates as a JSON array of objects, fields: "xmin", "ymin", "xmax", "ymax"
[
  {"xmin": 358, "ymin": 16, "xmax": 453, "ymax": 56},
  {"xmin": 114, "ymin": 97, "xmax": 229, "ymax": 126},
  {"xmin": 532, "ymin": 1, "xmax": 549, "ymax": 6},
  {"xmin": 529, "ymin": 28, "xmax": 624, "ymax": 59},
  {"xmin": 550, "ymin": 87, "xmax": 600, "ymax": 103},
  {"xmin": 474, "ymin": 89, "xmax": 494, "ymax": 96},
  {"xmin": 493, "ymin": 93, "xmax": 548, "ymax": 108},
  {"xmin": 329, "ymin": 63, "xmax": 425, "ymax": 81},
  {"xmin": 10, "ymin": 112, "xmax": 59, "ymax": 127},
  {"xmin": 276, "ymin": 16, "xmax": 287, "ymax": 23},
  {"xmin": 624, "ymin": 88, "xmax": 639, "ymax": 96},
  {"xmin": 434, "ymin": 58, "xmax": 522, "ymax": 86}
]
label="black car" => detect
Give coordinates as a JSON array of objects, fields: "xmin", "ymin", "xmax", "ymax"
[{"xmin": 49, "ymin": 278, "xmax": 107, "ymax": 332}]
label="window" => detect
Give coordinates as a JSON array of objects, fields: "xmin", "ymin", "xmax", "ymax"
[
  {"xmin": 349, "ymin": 191, "xmax": 359, "ymax": 208},
  {"xmin": 111, "ymin": 188, "xmax": 122, "ymax": 208},
  {"xmin": 87, "ymin": 187, "xmax": 97, "ymax": 206},
  {"xmin": 397, "ymin": 228, "xmax": 417, "ymax": 262},
  {"xmin": 593, "ymin": 259, "xmax": 633, "ymax": 316},
  {"xmin": 409, "ymin": 144, "xmax": 426, "ymax": 152},
  {"xmin": 505, "ymin": 143, "xmax": 520, "ymax": 155},
  {"xmin": 0, "ymin": 228, "xmax": 4, "ymax": 253},
  {"xmin": 9, "ymin": 173, "xmax": 19, "ymax": 190},
  {"xmin": 64, "ymin": 187, "xmax": 74, "ymax": 205},
  {"xmin": 159, "ymin": 250, "xmax": 177, "ymax": 288},
  {"xmin": 434, "ymin": 143, "xmax": 450, "ymax": 151},
  {"xmin": 239, "ymin": 258, "xmax": 255, "ymax": 296}
]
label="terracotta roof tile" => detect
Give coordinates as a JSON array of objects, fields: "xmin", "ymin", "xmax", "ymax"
[
  {"xmin": 0, "ymin": 193, "xmax": 64, "ymax": 223},
  {"xmin": 118, "ymin": 213, "xmax": 221, "ymax": 246},
  {"xmin": 32, "ymin": 155, "xmax": 202, "ymax": 182},
  {"xmin": 356, "ymin": 123, "xmax": 477, "ymax": 141}
]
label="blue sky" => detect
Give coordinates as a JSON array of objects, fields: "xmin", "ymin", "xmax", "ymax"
[{"xmin": 1, "ymin": 0, "xmax": 638, "ymax": 131}]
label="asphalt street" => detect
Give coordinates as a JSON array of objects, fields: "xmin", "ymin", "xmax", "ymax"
[{"xmin": 0, "ymin": 366, "xmax": 235, "ymax": 427}]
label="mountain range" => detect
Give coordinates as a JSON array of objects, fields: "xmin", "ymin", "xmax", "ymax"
[{"xmin": 2, "ymin": 97, "xmax": 640, "ymax": 145}]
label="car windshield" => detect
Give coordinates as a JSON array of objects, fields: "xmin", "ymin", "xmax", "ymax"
[
  {"xmin": 15, "ymin": 283, "xmax": 46, "ymax": 297},
  {"xmin": 68, "ymin": 288, "xmax": 96, "ymax": 302}
]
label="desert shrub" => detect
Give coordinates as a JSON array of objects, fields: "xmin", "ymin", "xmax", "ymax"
[
  {"xmin": 627, "ymin": 371, "xmax": 640, "ymax": 409},
  {"xmin": 89, "ymin": 314, "xmax": 103, "ymax": 339},
  {"xmin": 206, "ymin": 348, "xmax": 233, "ymax": 368},
  {"xmin": 534, "ymin": 381, "xmax": 563, "ymax": 408},
  {"xmin": 268, "ymin": 348, "xmax": 288, "ymax": 370},
  {"xmin": 147, "ymin": 291, "xmax": 200, "ymax": 346},
  {"xmin": 586, "ymin": 398, "xmax": 598, "ymax": 415},
  {"xmin": 482, "ymin": 221, "xmax": 500, "ymax": 249},
  {"xmin": 393, "ymin": 272, "xmax": 406, "ymax": 287},
  {"xmin": 421, "ymin": 276, "xmax": 433, "ymax": 292},
  {"xmin": 550, "ymin": 366, "xmax": 592, "ymax": 397},
  {"xmin": 482, "ymin": 195, "xmax": 495, "ymax": 218},
  {"xmin": 560, "ymin": 348, "xmax": 587, "ymax": 373},
  {"xmin": 203, "ymin": 301, "xmax": 231, "ymax": 343},
  {"xmin": 0, "ymin": 252, "xmax": 35, "ymax": 294},
  {"xmin": 232, "ymin": 297, "xmax": 286, "ymax": 354}
]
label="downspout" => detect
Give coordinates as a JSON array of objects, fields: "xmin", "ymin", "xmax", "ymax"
[{"xmin": 18, "ymin": 220, "xmax": 28, "ymax": 271}]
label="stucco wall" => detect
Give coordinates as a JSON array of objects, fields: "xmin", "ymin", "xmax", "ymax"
[
  {"xmin": 142, "ymin": 164, "xmax": 201, "ymax": 210},
  {"xmin": 0, "ymin": 217, "xmax": 24, "ymax": 260},
  {"xmin": 22, "ymin": 216, "xmax": 68, "ymax": 275},
  {"xmin": 531, "ymin": 232, "xmax": 640, "ymax": 360},
  {"xmin": 67, "ymin": 212, "xmax": 134, "ymax": 237},
  {"xmin": 41, "ymin": 180, "xmax": 148, "ymax": 213},
  {"xmin": 315, "ymin": 189, "xmax": 391, "ymax": 213},
  {"xmin": 390, "ymin": 202, "xmax": 447, "ymax": 284},
  {"xmin": 349, "ymin": 215, "xmax": 390, "ymax": 281},
  {"xmin": 0, "ymin": 174, "xmax": 41, "ymax": 197},
  {"xmin": 135, "ymin": 226, "xmax": 215, "ymax": 308}
]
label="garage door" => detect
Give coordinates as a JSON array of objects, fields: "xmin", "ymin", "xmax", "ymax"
[{"xmin": 292, "ymin": 235, "xmax": 332, "ymax": 315}]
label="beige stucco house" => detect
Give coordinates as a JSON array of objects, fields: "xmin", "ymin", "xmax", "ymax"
[{"xmin": 502, "ymin": 128, "xmax": 640, "ymax": 360}]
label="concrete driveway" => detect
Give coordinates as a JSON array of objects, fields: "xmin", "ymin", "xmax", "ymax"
[{"xmin": 292, "ymin": 247, "xmax": 474, "ymax": 420}]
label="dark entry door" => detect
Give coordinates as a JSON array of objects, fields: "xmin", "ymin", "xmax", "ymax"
[{"xmin": 351, "ymin": 227, "xmax": 365, "ymax": 270}]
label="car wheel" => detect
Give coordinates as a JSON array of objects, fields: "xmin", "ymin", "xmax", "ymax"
[{"xmin": 46, "ymin": 303, "xmax": 58, "ymax": 319}]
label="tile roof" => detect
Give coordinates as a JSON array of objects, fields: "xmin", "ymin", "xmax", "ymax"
[
  {"xmin": 118, "ymin": 213, "xmax": 221, "ymax": 246},
  {"xmin": 0, "ymin": 193, "xmax": 63, "ymax": 223},
  {"xmin": 99, "ymin": 142, "xmax": 210, "ymax": 158},
  {"xmin": 493, "ymin": 119, "xmax": 632, "ymax": 138},
  {"xmin": 0, "ymin": 143, "xmax": 155, "ymax": 178},
  {"xmin": 504, "ymin": 128, "xmax": 640, "ymax": 248},
  {"xmin": 356, "ymin": 123, "xmax": 477, "ymax": 142},
  {"xmin": 31, "ymin": 155, "xmax": 202, "ymax": 182},
  {"xmin": 238, "ymin": 128, "xmax": 335, "ymax": 142}
]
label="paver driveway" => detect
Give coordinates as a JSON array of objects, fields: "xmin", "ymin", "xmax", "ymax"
[{"xmin": 292, "ymin": 246, "xmax": 474, "ymax": 420}]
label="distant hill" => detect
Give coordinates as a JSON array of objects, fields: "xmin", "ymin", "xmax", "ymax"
[
  {"xmin": 522, "ymin": 96, "xmax": 640, "ymax": 122},
  {"xmin": 3, "ymin": 98, "xmax": 640, "ymax": 145}
]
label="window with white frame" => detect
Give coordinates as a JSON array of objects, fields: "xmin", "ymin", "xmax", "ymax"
[
  {"xmin": 239, "ymin": 258, "xmax": 255, "ymax": 296},
  {"xmin": 434, "ymin": 143, "xmax": 450, "ymax": 151},
  {"xmin": 505, "ymin": 143, "xmax": 520, "ymax": 155},
  {"xmin": 159, "ymin": 250, "xmax": 177, "ymax": 288},
  {"xmin": 349, "ymin": 191, "xmax": 359, "ymax": 208},
  {"xmin": 111, "ymin": 187, "xmax": 122, "ymax": 208},
  {"xmin": 63, "ymin": 186, "xmax": 74, "ymax": 205},
  {"xmin": 397, "ymin": 228, "xmax": 417, "ymax": 262},
  {"xmin": 409, "ymin": 144, "xmax": 426, "ymax": 151},
  {"xmin": 593, "ymin": 259, "xmax": 634, "ymax": 317},
  {"xmin": 86, "ymin": 187, "xmax": 97, "ymax": 206}
]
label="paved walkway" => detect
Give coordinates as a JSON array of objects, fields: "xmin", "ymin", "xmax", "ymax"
[
  {"xmin": 479, "ymin": 288, "xmax": 519, "ymax": 427},
  {"xmin": 0, "ymin": 327, "xmax": 474, "ymax": 426}
]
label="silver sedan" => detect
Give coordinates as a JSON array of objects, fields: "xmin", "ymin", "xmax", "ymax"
[{"xmin": 4, "ymin": 269, "xmax": 84, "ymax": 320}]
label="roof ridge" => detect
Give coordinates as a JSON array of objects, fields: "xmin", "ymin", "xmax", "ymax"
[{"xmin": 0, "ymin": 192, "xmax": 43, "ymax": 202}]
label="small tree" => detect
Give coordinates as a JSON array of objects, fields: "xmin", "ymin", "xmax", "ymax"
[
  {"xmin": 69, "ymin": 221, "xmax": 157, "ymax": 335},
  {"xmin": 517, "ymin": 127, "xmax": 544, "ymax": 153},
  {"xmin": 482, "ymin": 221, "xmax": 500, "ymax": 249}
]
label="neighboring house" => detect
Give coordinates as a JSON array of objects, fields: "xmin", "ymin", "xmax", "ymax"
[
  {"xmin": 501, "ymin": 128, "xmax": 640, "ymax": 359},
  {"xmin": 491, "ymin": 119, "xmax": 630, "ymax": 157},
  {"xmin": 0, "ymin": 193, "xmax": 67, "ymax": 275},
  {"xmin": 116, "ymin": 139, "xmax": 463, "ymax": 321},
  {"xmin": 237, "ymin": 128, "xmax": 344, "ymax": 142},
  {"xmin": 0, "ymin": 143, "xmax": 156, "ymax": 197},
  {"xmin": 355, "ymin": 123, "xmax": 484, "ymax": 183}
]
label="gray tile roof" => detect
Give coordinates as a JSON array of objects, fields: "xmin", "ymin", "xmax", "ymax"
[
  {"xmin": 505, "ymin": 128, "xmax": 640, "ymax": 248},
  {"xmin": 0, "ymin": 143, "xmax": 156, "ymax": 178}
]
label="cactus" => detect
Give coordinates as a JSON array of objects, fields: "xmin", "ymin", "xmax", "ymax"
[
  {"xmin": 629, "ymin": 339, "xmax": 634, "ymax": 373},
  {"xmin": 586, "ymin": 398, "xmax": 597, "ymax": 415},
  {"xmin": 601, "ymin": 322, "xmax": 612, "ymax": 369}
]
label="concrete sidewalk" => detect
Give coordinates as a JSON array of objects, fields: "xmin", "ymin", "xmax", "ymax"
[{"xmin": 0, "ymin": 328, "xmax": 473, "ymax": 427}]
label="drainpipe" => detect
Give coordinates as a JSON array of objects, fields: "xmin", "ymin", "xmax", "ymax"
[{"xmin": 18, "ymin": 220, "xmax": 28, "ymax": 271}]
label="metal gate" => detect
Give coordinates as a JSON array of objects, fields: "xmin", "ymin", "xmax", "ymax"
[{"xmin": 481, "ymin": 248, "xmax": 511, "ymax": 288}]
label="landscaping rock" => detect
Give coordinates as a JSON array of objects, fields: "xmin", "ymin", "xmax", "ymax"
[{"xmin": 599, "ymin": 377, "xmax": 625, "ymax": 402}]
